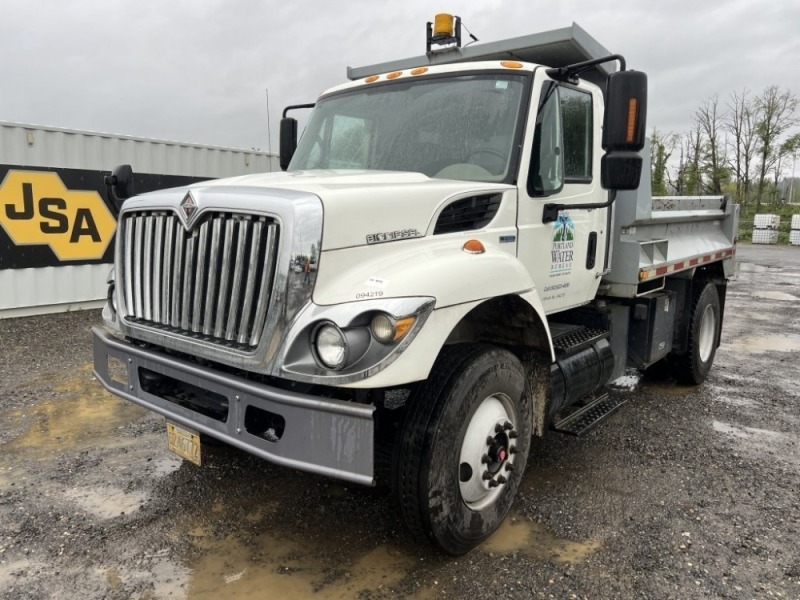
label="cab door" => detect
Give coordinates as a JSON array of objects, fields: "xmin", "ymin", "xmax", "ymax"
[{"xmin": 517, "ymin": 75, "xmax": 608, "ymax": 314}]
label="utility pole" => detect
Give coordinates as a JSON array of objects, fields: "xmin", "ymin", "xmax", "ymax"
[{"xmin": 789, "ymin": 151, "xmax": 797, "ymax": 204}]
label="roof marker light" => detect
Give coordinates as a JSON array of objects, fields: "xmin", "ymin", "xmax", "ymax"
[
  {"xmin": 387, "ymin": 71, "xmax": 403, "ymax": 80},
  {"xmin": 365, "ymin": 75, "xmax": 379, "ymax": 83},
  {"xmin": 501, "ymin": 61, "xmax": 523, "ymax": 69},
  {"xmin": 411, "ymin": 67, "xmax": 429, "ymax": 76}
]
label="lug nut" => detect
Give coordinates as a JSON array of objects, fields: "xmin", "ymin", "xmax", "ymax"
[
  {"xmin": 509, "ymin": 430, "xmax": 519, "ymax": 439},
  {"xmin": 505, "ymin": 463, "xmax": 514, "ymax": 472},
  {"xmin": 486, "ymin": 436, "xmax": 494, "ymax": 445},
  {"xmin": 482, "ymin": 471, "xmax": 492, "ymax": 481},
  {"xmin": 481, "ymin": 454, "xmax": 490, "ymax": 464},
  {"xmin": 497, "ymin": 475, "xmax": 507, "ymax": 485},
  {"xmin": 495, "ymin": 423, "xmax": 503, "ymax": 433},
  {"xmin": 488, "ymin": 479, "xmax": 499, "ymax": 488},
  {"xmin": 503, "ymin": 421, "xmax": 513, "ymax": 430},
  {"xmin": 509, "ymin": 446, "xmax": 517, "ymax": 454}
]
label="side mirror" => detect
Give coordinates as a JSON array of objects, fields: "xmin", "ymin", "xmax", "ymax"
[
  {"xmin": 280, "ymin": 118, "xmax": 298, "ymax": 171},
  {"xmin": 602, "ymin": 70, "xmax": 647, "ymax": 151},
  {"xmin": 103, "ymin": 164, "xmax": 134, "ymax": 215},
  {"xmin": 601, "ymin": 70, "xmax": 647, "ymax": 190}
]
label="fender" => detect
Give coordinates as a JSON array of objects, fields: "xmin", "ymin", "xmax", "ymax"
[
  {"xmin": 324, "ymin": 240, "xmax": 555, "ymax": 388},
  {"xmin": 314, "ymin": 237, "xmax": 540, "ymax": 309}
]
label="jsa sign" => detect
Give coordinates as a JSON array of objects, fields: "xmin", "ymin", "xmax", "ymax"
[{"xmin": 0, "ymin": 170, "xmax": 116, "ymax": 261}]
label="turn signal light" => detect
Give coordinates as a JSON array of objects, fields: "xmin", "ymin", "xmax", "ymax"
[
  {"xmin": 626, "ymin": 98, "xmax": 639, "ymax": 144},
  {"xmin": 463, "ymin": 239, "xmax": 486, "ymax": 254}
]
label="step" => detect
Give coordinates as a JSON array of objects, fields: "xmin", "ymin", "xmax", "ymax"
[
  {"xmin": 552, "ymin": 394, "xmax": 627, "ymax": 436},
  {"xmin": 550, "ymin": 325, "xmax": 609, "ymax": 358}
]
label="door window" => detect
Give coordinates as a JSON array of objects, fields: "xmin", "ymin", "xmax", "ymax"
[{"xmin": 529, "ymin": 83, "xmax": 593, "ymax": 196}]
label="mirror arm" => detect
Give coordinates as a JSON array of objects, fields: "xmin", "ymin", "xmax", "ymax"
[
  {"xmin": 546, "ymin": 54, "xmax": 626, "ymax": 82},
  {"xmin": 282, "ymin": 103, "xmax": 316, "ymax": 118}
]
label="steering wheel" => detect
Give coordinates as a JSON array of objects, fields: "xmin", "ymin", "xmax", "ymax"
[{"xmin": 467, "ymin": 148, "xmax": 507, "ymax": 175}]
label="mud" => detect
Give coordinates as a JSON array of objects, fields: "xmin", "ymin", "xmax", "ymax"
[{"xmin": 1, "ymin": 244, "xmax": 800, "ymax": 600}]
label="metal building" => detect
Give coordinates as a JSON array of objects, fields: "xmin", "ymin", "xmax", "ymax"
[{"xmin": 0, "ymin": 121, "xmax": 278, "ymax": 318}]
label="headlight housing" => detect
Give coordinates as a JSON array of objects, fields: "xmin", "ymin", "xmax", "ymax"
[{"xmin": 278, "ymin": 297, "xmax": 435, "ymax": 383}]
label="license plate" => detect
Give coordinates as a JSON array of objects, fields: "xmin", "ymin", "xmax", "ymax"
[{"xmin": 167, "ymin": 421, "xmax": 201, "ymax": 466}]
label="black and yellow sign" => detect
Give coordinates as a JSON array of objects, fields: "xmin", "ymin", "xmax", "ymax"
[
  {"xmin": 0, "ymin": 170, "xmax": 116, "ymax": 261},
  {"xmin": 0, "ymin": 165, "xmax": 209, "ymax": 270}
]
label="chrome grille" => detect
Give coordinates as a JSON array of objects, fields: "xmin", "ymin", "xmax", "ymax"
[{"xmin": 122, "ymin": 211, "xmax": 279, "ymax": 350}]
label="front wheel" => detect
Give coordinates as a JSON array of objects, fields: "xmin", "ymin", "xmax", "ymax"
[
  {"xmin": 393, "ymin": 345, "xmax": 532, "ymax": 555},
  {"xmin": 674, "ymin": 281, "xmax": 721, "ymax": 384}
]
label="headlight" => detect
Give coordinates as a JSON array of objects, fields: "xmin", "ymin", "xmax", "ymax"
[{"xmin": 314, "ymin": 323, "xmax": 348, "ymax": 370}]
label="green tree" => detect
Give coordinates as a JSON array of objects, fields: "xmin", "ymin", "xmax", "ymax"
[
  {"xmin": 754, "ymin": 86, "xmax": 798, "ymax": 210},
  {"xmin": 650, "ymin": 128, "xmax": 674, "ymax": 195}
]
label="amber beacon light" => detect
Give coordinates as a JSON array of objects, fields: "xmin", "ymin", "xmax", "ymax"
[{"xmin": 426, "ymin": 13, "xmax": 462, "ymax": 53}]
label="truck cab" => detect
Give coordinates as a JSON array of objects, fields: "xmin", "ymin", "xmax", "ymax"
[{"xmin": 94, "ymin": 20, "xmax": 737, "ymax": 554}]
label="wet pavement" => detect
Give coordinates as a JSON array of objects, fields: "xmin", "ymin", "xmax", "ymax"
[{"xmin": 1, "ymin": 243, "xmax": 799, "ymax": 599}]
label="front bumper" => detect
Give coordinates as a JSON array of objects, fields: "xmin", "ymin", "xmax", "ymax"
[{"xmin": 92, "ymin": 327, "xmax": 375, "ymax": 485}]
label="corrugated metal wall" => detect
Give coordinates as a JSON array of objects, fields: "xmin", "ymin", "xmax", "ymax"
[
  {"xmin": 0, "ymin": 121, "xmax": 279, "ymax": 318},
  {"xmin": 0, "ymin": 121, "xmax": 278, "ymax": 174}
]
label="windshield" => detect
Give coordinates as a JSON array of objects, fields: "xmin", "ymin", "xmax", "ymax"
[{"xmin": 289, "ymin": 73, "xmax": 529, "ymax": 183}]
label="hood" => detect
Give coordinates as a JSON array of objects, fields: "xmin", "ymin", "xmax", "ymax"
[{"xmin": 198, "ymin": 170, "xmax": 514, "ymax": 250}]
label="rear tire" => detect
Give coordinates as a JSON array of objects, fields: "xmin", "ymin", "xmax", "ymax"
[
  {"xmin": 393, "ymin": 345, "xmax": 532, "ymax": 555},
  {"xmin": 674, "ymin": 281, "xmax": 721, "ymax": 384}
]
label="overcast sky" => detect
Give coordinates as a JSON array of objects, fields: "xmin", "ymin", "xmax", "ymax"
[{"xmin": 1, "ymin": 0, "xmax": 798, "ymax": 154}]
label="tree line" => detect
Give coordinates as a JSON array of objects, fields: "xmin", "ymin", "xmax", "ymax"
[{"xmin": 650, "ymin": 86, "xmax": 799, "ymax": 210}]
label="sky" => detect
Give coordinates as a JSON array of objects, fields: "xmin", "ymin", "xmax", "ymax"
[{"xmin": 1, "ymin": 0, "xmax": 798, "ymax": 154}]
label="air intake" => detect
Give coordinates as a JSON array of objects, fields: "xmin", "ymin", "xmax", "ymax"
[{"xmin": 434, "ymin": 194, "xmax": 502, "ymax": 235}]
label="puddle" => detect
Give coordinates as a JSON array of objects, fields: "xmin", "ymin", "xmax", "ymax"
[
  {"xmin": 640, "ymin": 381, "xmax": 698, "ymax": 396},
  {"xmin": 712, "ymin": 421, "xmax": 785, "ymax": 440},
  {"xmin": 711, "ymin": 394, "xmax": 759, "ymax": 409},
  {"xmin": 102, "ymin": 558, "xmax": 190, "ymax": 600},
  {"xmin": 186, "ymin": 534, "xmax": 416, "ymax": 599},
  {"xmin": 726, "ymin": 334, "xmax": 800, "ymax": 354},
  {"xmin": 751, "ymin": 290, "xmax": 799, "ymax": 302},
  {"xmin": 65, "ymin": 486, "xmax": 149, "ymax": 520},
  {"xmin": 738, "ymin": 311, "xmax": 773, "ymax": 322},
  {"xmin": 736, "ymin": 263, "xmax": 773, "ymax": 273},
  {"xmin": 481, "ymin": 514, "xmax": 601, "ymax": 564},
  {"xmin": 0, "ymin": 367, "xmax": 145, "ymax": 453},
  {"xmin": 712, "ymin": 421, "xmax": 798, "ymax": 466}
]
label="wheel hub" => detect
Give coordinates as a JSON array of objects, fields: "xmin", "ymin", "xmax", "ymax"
[
  {"xmin": 458, "ymin": 394, "xmax": 518, "ymax": 510},
  {"xmin": 698, "ymin": 303, "xmax": 716, "ymax": 363}
]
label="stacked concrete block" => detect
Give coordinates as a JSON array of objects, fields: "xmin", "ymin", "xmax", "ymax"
[{"xmin": 752, "ymin": 213, "xmax": 780, "ymax": 245}]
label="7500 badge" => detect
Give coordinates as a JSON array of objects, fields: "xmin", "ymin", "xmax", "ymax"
[{"xmin": 0, "ymin": 170, "xmax": 116, "ymax": 261}]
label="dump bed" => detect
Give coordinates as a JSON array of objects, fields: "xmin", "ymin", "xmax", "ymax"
[{"xmin": 601, "ymin": 158, "xmax": 738, "ymax": 298}]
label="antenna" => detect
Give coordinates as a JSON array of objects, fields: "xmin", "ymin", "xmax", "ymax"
[{"xmin": 266, "ymin": 89, "xmax": 273, "ymax": 156}]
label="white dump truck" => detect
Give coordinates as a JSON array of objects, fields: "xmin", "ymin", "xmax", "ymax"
[{"xmin": 93, "ymin": 19, "xmax": 738, "ymax": 554}]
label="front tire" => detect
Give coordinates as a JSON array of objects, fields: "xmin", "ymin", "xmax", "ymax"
[
  {"xmin": 393, "ymin": 345, "xmax": 532, "ymax": 555},
  {"xmin": 675, "ymin": 281, "xmax": 721, "ymax": 384}
]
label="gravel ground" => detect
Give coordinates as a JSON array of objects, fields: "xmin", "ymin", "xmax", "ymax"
[{"xmin": 1, "ymin": 244, "xmax": 799, "ymax": 600}]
